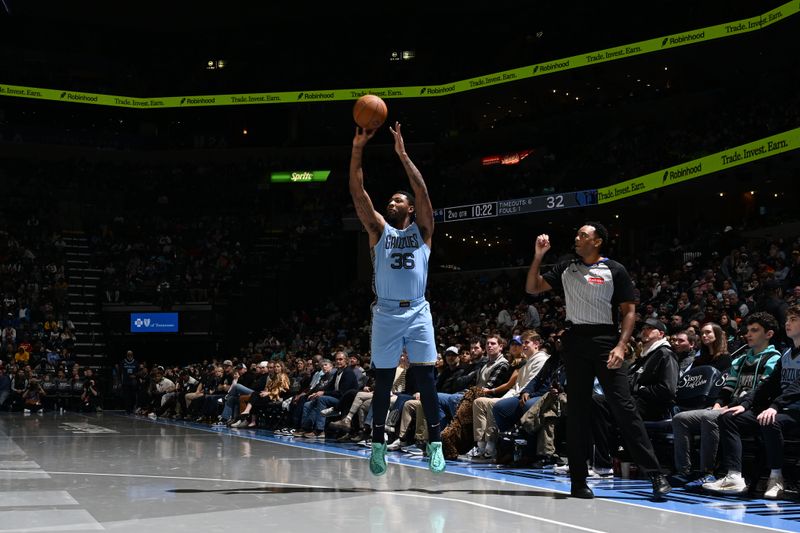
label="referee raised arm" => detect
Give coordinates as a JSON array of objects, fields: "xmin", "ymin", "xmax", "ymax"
[{"xmin": 526, "ymin": 222, "xmax": 671, "ymax": 500}]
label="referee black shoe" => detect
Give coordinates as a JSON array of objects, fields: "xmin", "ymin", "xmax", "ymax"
[
  {"xmin": 569, "ymin": 485, "xmax": 594, "ymax": 499},
  {"xmin": 649, "ymin": 473, "xmax": 672, "ymax": 500}
]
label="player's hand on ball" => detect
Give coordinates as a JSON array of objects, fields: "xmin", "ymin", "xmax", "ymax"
[
  {"xmin": 353, "ymin": 127, "xmax": 377, "ymax": 148},
  {"xmin": 535, "ymin": 234, "xmax": 551, "ymax": 257}
]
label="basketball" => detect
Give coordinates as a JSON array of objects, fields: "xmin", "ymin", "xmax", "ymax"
[{"xmin": 353, "ymin": 94, "xmax": 388, "ymax": 130}]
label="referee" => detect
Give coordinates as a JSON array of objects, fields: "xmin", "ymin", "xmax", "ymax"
[{"xmin": 525, "ymin": 222, "xmax": 671, "ymax": 500}]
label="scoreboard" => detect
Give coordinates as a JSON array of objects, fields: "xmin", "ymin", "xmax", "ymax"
[{"xmin": 434, "ymin": 189, "xmax": 597, "ymax": 223}]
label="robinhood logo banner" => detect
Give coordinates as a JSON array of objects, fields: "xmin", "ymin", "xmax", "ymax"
[
  {"xmin": 271, "ymin": 170, "xmax": 331, "ymax": 183},
  {"xmin": 0, "ymin": 1, "xmax": 797, "ymax": 108},
  {"xmin": 597, "ymin": 127, "xmax": 800, "ymax": 204}
]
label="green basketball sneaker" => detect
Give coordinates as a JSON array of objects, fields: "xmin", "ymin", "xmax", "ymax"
[
  {"xmin": 427, "ymin": 441, "xmax": 446, "ymax": 474},
  {"xmin": 369, "ymin": 442, "xmax": 388, "ymax": 476}
]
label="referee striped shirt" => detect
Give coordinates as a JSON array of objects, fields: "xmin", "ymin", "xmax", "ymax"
[{"xmin": 542, "ymin": 258, "xmax": 635, "ymax": 326}]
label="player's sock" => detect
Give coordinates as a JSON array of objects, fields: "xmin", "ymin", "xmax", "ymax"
[
  {"xmin": 371, "ymin": 368, "xmax": 396, "ymax": 444},
  {"xmin": 411, "ymin": 365, "xmax": 441, "ymax": 442}
]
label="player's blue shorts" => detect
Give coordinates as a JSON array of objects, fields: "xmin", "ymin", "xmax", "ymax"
[{"xmin": 371, "ymin": 296, "xmax": 437, "ymax": 368}]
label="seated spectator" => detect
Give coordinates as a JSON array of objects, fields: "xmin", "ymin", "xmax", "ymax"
[
  {"xmin": 230, "ymin": 361, "xmax": 276, "ymax": 428},
  {"xmin": 10, "ymin": 369, "xmax": 29, "ymax": 411},
  {"xmin": 22, "ymin": 378, "xmax": 45, "ymax": 414},
  {"xmin": 670, "ymin": 320, "xmax": 767, "ymax": 490},
  {"xmin": 0, "ymin": 366, "xmax": 10, "ymax": 410},
  {"xmin": 144, "ymin": 368, "xmax": 175, "ymax": 418},
  {"xmin": 54, "ymin": 368, "xmax": 72, "ymax": 411},
  {"xmin": 240, "ymin": 361, "xmax": 291, "ymax": 429},
  {"xmin": 437, "ymin": 337, "xmax": 489, "ymax": 422},
  {"xmin": 79, "ymin": 368, "xmax": 102, "ymax": 412},
  {"xmin": 389, "ymin": 347, "xmax": 466, "ymax": 449},
  {"xmin": 704, "ymin": 307, "xmax": 800, "ymax": 499},
  {"xmin": 174, "ymin": 369, "xmax": 202, "ymax": 419},
  {"xmin": 466, "ymin": 333, "xmax": 538, "ymax": 461},
  {"xmin": 328, "ymin": 364, "xmax": 383, "ymax": 441},
  {"xmin": 589, "ymin": 318, "xmax": 679, "ymax": 476},
  {"xmin": 671, "ymin": 330, "xmax": 698, "ymax": 376},
  {"xmin": 299, "ymin": 352, "xmax": 358, "ymax": 439},
  {"xmin": 38, "ymin": 372, "xmax": 56, "ymax": 405},
  {"xmin": 478, "ymin": 332, "xmax": 557, "ymax": 461},
  {"xmin": 196, "ymin": 365, "xmax": 227, "ymax": 422},
  {"xmin": 217, "ymin": 362, "xmax": 266, "ymax": 425}
]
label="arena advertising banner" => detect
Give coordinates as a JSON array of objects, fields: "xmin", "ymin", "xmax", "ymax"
[
  {"xmin": 0, "ymin": 1, "xmax": 794, "ymax": 108},
  {"xmin": 130, "ymin": 313, "xmax": 179, "ymax": 333},
  {"xmin": 270, "ymin": 170, "xmax": 331, "ymax": 183},
  {"xmin": 596, "ymin": 127, "xmax": 800, "ymax": 204}
]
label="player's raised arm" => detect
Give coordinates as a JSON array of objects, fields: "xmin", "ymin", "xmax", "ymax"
[
  {"xmin": 390, "ymin": 122, "xmax": 433, "ymax": 247},
  {"xmin": 350, "ymin": 127, "xmax": 386, "ymax": 246}
]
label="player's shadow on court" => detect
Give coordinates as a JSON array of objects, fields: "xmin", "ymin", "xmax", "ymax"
[{"xmin": 169, "ymin": 487, "xmax": 567, "ymax": 499}]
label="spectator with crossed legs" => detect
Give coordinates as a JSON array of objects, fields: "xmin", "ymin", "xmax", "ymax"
[
  {"xmin": 299, "ymin": 351, "xmax": 358, "ymax": 439},
  {"xmin": 239, "ymin": 361, "xmax": 291, "ymax": 429},
  {"xmin": 229, "ymin": 361, "xmax": 273, "ymax": 428},
  {"xmin": 220, "ymin": 361, "xmax": 270, "ymax": 425}
]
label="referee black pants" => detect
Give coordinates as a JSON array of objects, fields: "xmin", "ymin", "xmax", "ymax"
[{"xmin": 563, "ymin": 326, "xmax": 661, "ymax": 485}]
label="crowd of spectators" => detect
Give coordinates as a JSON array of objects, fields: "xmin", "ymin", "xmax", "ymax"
[
  {"xmin": 0, "ymin": 203, "xmax": 82, "ymax": 382},
  {"xmin": 118, "ymin": 225, "xmax": 800, "ymax": 501},
  {"xmin": 90, "ymin": 213, "xmax": 248, "ymax": 306}
]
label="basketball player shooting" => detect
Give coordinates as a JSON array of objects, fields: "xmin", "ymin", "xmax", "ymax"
[{"xmin": 349, "ymin": 122, "xmax": 446, "ymax": 476}]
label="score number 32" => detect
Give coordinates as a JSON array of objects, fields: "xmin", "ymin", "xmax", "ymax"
[{"xmin": 546, "ymin": 195, "xmax": 565, "ymax": 209}]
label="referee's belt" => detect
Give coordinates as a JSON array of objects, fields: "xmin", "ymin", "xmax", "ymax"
[{"xmin": 377, "ymin": 296, "xmax": 426, "ymax": 308}]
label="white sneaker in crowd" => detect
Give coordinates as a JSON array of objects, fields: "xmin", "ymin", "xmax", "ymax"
[
  {"xmin": 703, "ymin": 473, "xmax": 747, "ymax": 494},
  {"xmin": 386, "ymin": 438, "xmax": 407, "ymax": 451},
  {"xmin": 464, "ymin": 445, "xmax": 484, "ymax": 459},
  {"xmin": 588, "ymin": 467, "xmax": 614, "ymax": 478},
  {"xmin": 553, "ymin": 464, "xmax": 570, "ymax": 476},
  {"xmin": 764, "ymin": 476, "xmax": 784, "ymax": 500}
]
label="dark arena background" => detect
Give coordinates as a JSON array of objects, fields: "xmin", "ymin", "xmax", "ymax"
[{"xmin": 0, "ymin": 1, "xmax": 799, "ymax": 531}]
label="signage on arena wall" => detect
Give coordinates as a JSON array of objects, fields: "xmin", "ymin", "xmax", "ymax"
[
  {"xmin": 130, "ymin": 312, "xmax": 179, "ymax": 333},
  {"xmin": 596, "ymin": 127, "xmax": 800, "ymax": 204},
  {"xmin": 270, "ymin": 170, "xmax": 331, "ymax": 183},
  {"xmin": 0, "ymin": 1, "xmax": 794, "ymax": 108}
]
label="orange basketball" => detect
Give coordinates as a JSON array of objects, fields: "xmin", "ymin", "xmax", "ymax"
[{"xmin": 353, "ymin": 94, "xmax": 388, "ymax": 130}]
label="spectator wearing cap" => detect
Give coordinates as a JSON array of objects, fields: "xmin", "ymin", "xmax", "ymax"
[{"xmin": 588, "ymin": 317, "xmax": 679, "ymax": 475}]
